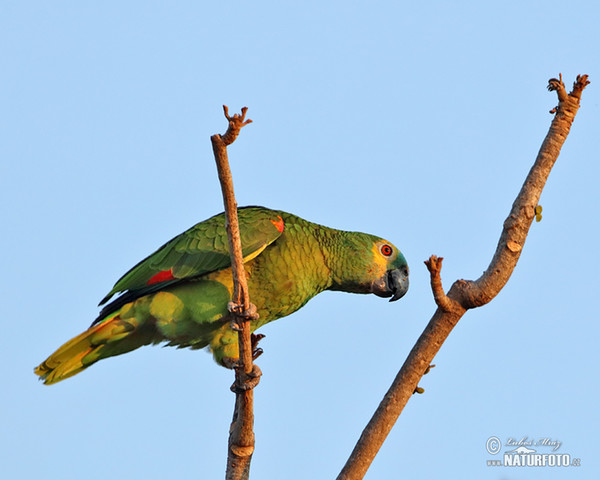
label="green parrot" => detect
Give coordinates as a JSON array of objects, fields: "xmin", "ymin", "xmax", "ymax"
[{"xmin": 35, "ymin": 207, "xmax": 409, "ymax": 384}]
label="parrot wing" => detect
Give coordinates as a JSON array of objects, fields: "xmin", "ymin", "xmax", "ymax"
[{"xmin": 96, "ymin": 207, "xmax": 285, "ymax": 313}]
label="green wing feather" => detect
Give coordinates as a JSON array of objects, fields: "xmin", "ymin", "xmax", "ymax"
[{"xmin": 99, "ymin": 207, "xmax": 284, "ymax": 306}]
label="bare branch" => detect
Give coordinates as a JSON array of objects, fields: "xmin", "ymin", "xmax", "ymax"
[
  {"xmin": 210, "ymin": 106, "xmax": 257, "ymax": 480},
  {"xmin": 457, "ymin": 74, "xmax": 589, "ymax": 309},
  {"xmin": 337, "ymin": 74, "xmax": 589, "ymax": 480}
]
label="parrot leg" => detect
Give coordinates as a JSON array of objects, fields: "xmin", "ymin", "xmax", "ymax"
[
  {"xmin": 219, "ymin": 333, "xmax": 265, "ymax": 366},
  {"xmin": 218, "ymin": 330, "xmax": 265, "ymax": 391}
]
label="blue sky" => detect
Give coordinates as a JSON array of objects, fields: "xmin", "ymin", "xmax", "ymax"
[{"xmin": 2, "ymin": 2, "xmax": 598, "ymax": 479}]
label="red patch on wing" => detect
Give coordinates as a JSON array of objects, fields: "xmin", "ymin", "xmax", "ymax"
[
  {"xmin": 147, "ymin": 269, "xmax": 175, "ymax": 285},
  {"xmin": 270, "ymin": 216, "xmax": 285, "ymax": 233}
]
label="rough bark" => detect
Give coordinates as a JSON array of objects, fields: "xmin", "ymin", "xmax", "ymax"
[
  {"xmin": 337, "ymin": 74, "xmax": 590, "ymax": 480},
  {"xmin": 210, "ymin": 106, "xmax": 257, "ymax": 480}
]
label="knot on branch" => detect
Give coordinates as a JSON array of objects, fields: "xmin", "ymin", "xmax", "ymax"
[
  {"xmin": 220, "ymin": 105, "xmax": 253, "ymax": 146},
  {"xmin": 230, "ymin": 444, "xmax": 254, "ymax": 458},
  {"xmin": 424, "ymin": 256, "xmax": 462, "ymax": 313},
  {"xmin": 506, "ymin": 240, "xmax": 522, "ymax": 253},
  {"xmin": 450, "ymin": 279, "xmax": 491, "ymax": 309}
]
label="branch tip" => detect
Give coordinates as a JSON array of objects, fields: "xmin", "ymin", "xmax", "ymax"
[
  {"xmin": 424, "ymin": 255, "xmax": 443, "ymax": 275},
  {"xmin": 548, "ymin": 73, "xmax": 590, "ymax": 113},
  {"xmin": 547, "ymin": 75, "xmax": 568, "ymax": 102},
  {"xmin": 571, "ymin": 74, "xmax": 590, "ymax": 100},
  {"xmin": 220, "ymin": 105, "xmax": 253, "ymax": 146}
]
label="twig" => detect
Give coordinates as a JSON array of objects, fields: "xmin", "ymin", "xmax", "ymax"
[
  {"xmin": 210, "ymin": 106, "xmax": 257, "ymax": 480},
  {"xmin": 337, "ymin": 74, "xmax": 590, "ymax": 480},
  {"xmin": 424, "ymin": 256, "xmax": 459, "ymax": 313}
]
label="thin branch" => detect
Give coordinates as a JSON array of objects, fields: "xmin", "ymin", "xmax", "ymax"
[
  {"xmin": 210, "ymin": 106, "xmax": 258, "ymax": 480},
  {"xmin": 458, "ymin": 74, "xmax": 591, "ymax": 309},
  {"xmin": 424, "ymin": 256, "xmax": 459, "ymax": 313},
  {"xmin": 337, "ymin": 74, "xmax": 590, "ymax": 480}
]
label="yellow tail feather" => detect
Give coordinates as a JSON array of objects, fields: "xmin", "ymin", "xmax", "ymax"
[{"xmin": 34, "ymin": 311, "xmax": 141, "ymax": 385}]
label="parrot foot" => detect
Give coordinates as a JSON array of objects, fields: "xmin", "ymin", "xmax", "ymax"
[
  {"xmin": 230, "ymin": 364, "xmax": 262, "ymax": 393},
  {"xmin": 228, "ymin": 302, "xmax": 260, "ymax": 331}
]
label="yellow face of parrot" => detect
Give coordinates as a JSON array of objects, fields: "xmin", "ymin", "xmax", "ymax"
[{"xmin": 368, "ymin": 239, "xmax": 410, "ymax": 302}]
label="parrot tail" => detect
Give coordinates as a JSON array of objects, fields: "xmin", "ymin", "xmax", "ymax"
[{"xmin": 34, "ymin": 310, "xmax": 157, "ymax": 385}]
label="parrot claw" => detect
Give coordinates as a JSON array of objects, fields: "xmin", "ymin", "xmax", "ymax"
[
  {"xmin": 251, "ymin": 333, "xmax": 265, "ymax": 360},
  {"xmin": 228, "ymin": 303, "xmax": 260, "ymax": 331},
  {"xmin": 252, "ymin": 348, "xmax": 264, "ymax": 361},
  {"xmin": 230, "ymin": 364, "xmax": 262, "ymax": 393},
  {"xmin": 251, "ymin": 332, "xmax": 265, "ymax": 347},
  {"xmin": 228, "ymin": 302, "xmax": 259, "ymax": 320}
]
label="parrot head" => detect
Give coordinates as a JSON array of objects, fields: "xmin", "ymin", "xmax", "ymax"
[
  {"xmin": 368, "ymin": 239, "xmax": 409, "ymax": 302},
  {"xmin": 331, "ymin": 232, "xmax": 409, "ymax": 301}
]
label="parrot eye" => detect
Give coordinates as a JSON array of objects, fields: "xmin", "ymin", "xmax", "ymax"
[{"xmin": 380, "ymin": 244, "xmax": 393, "ymax": 257}]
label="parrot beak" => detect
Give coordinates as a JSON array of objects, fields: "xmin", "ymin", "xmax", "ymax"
[
  {"xmin": 371, "ymin": 266, "xmax": 409, "ymax": 302},
  {"xmin": 387, "ymin": 267, "xmax": 409, "ymax": 302}
]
